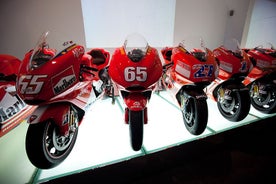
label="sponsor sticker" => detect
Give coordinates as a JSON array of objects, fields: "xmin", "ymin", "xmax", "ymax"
[
  {"xmin": 51, "ymin": 66, "xmax": 77, "ymax": 94},
  {"xmin": 175, "ymin": 60, "xmax": 191, "ymax": 78}
]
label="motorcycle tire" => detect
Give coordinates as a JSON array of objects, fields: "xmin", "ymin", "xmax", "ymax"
[
  {"xmin": 25, "ymin": 120, "xmax": 78, "ymax": 169},
  {"xmin": 217, "ymin": 85, "xmax": 251, "ymax": 122},
  {"xmin": 129, "ymin": 110, "xmax": 143, "ymax": 151},
  {"xmin": 181, "ymin": 97, "xmax": 208, "ymax": 135},
  {"xmin": 250, "ymin": 82, "xmax": 276, "ymax": 114}
]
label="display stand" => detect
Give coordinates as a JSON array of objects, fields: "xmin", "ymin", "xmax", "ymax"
[{"xmin": 0, "ymin": 91, "xmax": 275, "ymax": 184}]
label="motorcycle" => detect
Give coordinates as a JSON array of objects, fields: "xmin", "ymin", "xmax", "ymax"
[
  {"xmin": 161, "ymin": 39, "xmax": 219, "ymax": 135},
  {"xmin": 206, "ymin": 40, "xmax": 252, "ymax": 121},
  {"xmin": 108, "ymin": 33, "xmax": 163, "ymax": 151},
  {"xmin": 0, "ymin": 55, "xmax": 36, "ymax": 137},
  {"xmin": 16, "ymin": 31, "xmax": 110, "ymax": 169},
  {"xmin": 243, "ymin": 44, "xmax": 276, "ymax": 114}
]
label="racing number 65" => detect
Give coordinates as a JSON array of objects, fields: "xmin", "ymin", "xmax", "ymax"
[
  {"xmin": 124, "ymin": 67, "xmax": 147, "ymax": 82},
  {"xmin": 18, "ymin": 75, "xmax": 47, "ymax": 94}
]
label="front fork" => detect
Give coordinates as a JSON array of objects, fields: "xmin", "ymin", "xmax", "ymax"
[
  {"xmin": 217, "ymin": 82, "xmax": 248, "ymax": 101},
  {"xmin": 28, "ymin": 103, "xmax": 82, "ymax": 136},
  {"xmin": 218, "ymin": 87, "xmax": 234, "ymax": 102},
  {"xmin": 122, "ymin": 92, "xmax": 150, "ymax": 124},
  {"xmin": 124, "ymin": 107, "xmax": 148, "ymax": 124},
  {"xmin": 250, "ymin": 82, "xmax": 271, "ymax": 98}
]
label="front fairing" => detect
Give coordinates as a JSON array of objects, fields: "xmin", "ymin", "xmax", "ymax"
[
  {"xmin": 109, "ymin": 46, "xmax": 162, "ymax": 90},
  {"xmin": 243, "ymin": 47, "xmax": 276, "ymax": 85},
  {"xmin": 247, "ymin": 48, "xmax": 276, "ymax": 69},
  {"xmin": 17, "ymin": 43, "xmax": 85, "ymax": 105},
  {"xmin": 171, "ymin": 46, "xmax": 218, "ymax": 84},
  {"xmin": 214, "ymin": 46, "xmax": 252, "ymax": 80}
]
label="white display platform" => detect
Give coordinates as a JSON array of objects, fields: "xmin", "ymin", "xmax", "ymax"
[{"xmin": 0, "ymin": 91, "xmax": 275, "ymax": 184}]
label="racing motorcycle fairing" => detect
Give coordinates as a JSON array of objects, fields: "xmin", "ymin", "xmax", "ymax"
[
  {"xmin": 164, "ymin": 44, "xmax": 219, "ymax": 85},
  {"xmin": 243, "ymin": 46, "xmax": 276, "ymax": 85},
  {"xmin": 16, "ymin": 31, "xmax": 111, "ymax": 169},
  {"xmin": 161, "ymin": 43, "xmax": 219, "ymax": 104},
  {"xmin": 206, "ymin": 40, "xmax": 253, "ymax": 102},
  {"xmin": 109, "ymin": 40, "xmax": 162, "ymax": 112},
  {"xmin": 213, "ymin": 46, "xmax": 252, "ymax": 80},
  {"xmin": 160, "ymin": 38, "xmax": 217, "ymax": 135},
  {"xmin": 109, "ymin": 46, "xmax": 162, "ymax": 90},
  {"xmin": 0, "ymin": 54, "xmax": 36, "ymax": 137},
  {"xmin": 17, "ymin": 44, "xmax": 85, "ymax": 105},
  {"xmin": 108, "ymin": 33, "xmax": 163, "ymax": 150}
]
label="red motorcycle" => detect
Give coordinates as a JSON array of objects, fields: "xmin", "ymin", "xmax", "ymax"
[
  {"xmin": 0, "ymin": 55, "xmax": 36, "ymax": 137},
  {"xmin": 16, "ymin": 32, "xmax": 110, "ymax": 169},
  {"xmin": 108, "ymin": 33, "xmax": 163, "ymax": 151},
  {"xmin": 243, "ymin": 45, "xmax": 276, "ymax": 113},
  {"xmin": 206, "ymin": 41, "xmax": 252, "ymax": 121},
  {"xmin": 161, "ymin": 40, "xmax": 219, "ymax": 135}
]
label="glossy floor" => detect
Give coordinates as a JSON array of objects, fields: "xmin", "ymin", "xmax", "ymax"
[{"xmin": 0, "ymin": 91, "xmax": 275, "ymax": 184}]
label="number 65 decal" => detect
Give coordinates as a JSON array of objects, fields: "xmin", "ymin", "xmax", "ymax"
[
  {"xmin": 18, "ymin": 75, "xmax": 47, "ymax": 94},
  {"xmin": 124, "ymin": 67, "xmax": 147, "ymax": 82}
]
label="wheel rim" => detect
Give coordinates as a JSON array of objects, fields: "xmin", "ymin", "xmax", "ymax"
[
  {"xmin": 218, "ymin": 88, "xmax": 238, "ymax": 114},
  {"xmin": 253, "ymin": 93, "xmax": 271, "ymax": 106},
  {"xmin": 219, "ymin": 98, "xmax": 236, "ymax": 113},
  {"xmin": 182, "ymin": 99, "xmax": 195, "ymax": 127},
  {"xmin": 44, "ymin": 122, "xmax": 74, "ymax": 158},
  {"xmin": 252, "ymin": 88, "xmax": 275, "ymax": 109}
]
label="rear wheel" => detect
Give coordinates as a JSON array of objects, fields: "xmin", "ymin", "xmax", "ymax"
[
  {"xmin": 129, "ymin": 110, "xmax": 144, "ymax": 151},
  {"xmin": 217, "ymin": 85, "xmax": 251, "ymax": 121},
  {"xmin": 181, "ymin": 95, "xmax": 208, "ymax": 135},
  {"xmin": 25, "ymin": 120, "xmax": 78, "ymax": 169}
]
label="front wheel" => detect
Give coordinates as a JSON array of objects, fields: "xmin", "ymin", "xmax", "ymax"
[
  {"xmin": 181, "ymin": 95, "xmax": 208, "ymax": 135},
  {"xmin": 250, "ymin": 82, "xmax": 276, "ymax": 114},
  {"xmin": 25, "ymin": 120, "xmax": 78, "ymax": 169},
  {"xmin": 129, "ymin": 110, "xmax": 144, "ymax": 151},
  {"xmin": 217, "ymin": 85, "xmax": 251, "ymax": 121}
]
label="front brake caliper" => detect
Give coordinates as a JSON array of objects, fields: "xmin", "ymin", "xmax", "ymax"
[
  {"xmin": 218, "ymin": 87, "xmax": 232, "ymax": 101},
  {"xmin": 251, "ymin": 83, "xmax": 259, "ymax": 97}
]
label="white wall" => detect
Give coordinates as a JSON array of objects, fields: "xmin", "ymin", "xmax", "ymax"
[
  {"xmin": 223, "ymin": 0, "xmax": 252, "ymax": 48},
  {"xmin": 245, "ymin": 0, "xmax": 276, "ymax": 47},
  {"xmin": 81, "ymin": 0, "xmax": 176, "ymax": 48},
  {"xmin": 174, "ymin": 0, "xmax": 251, "ymax": 50},
  {"xmin": 0, "ymin": 0, "xmax": 252, "ymax": 59},
  {"xmin": 174, "ymin": 0, "xmax": 228, "ymax": 49},
  {"xmin": 0, "ymin": 0, "xmax": 86, "ymax": 59}
]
